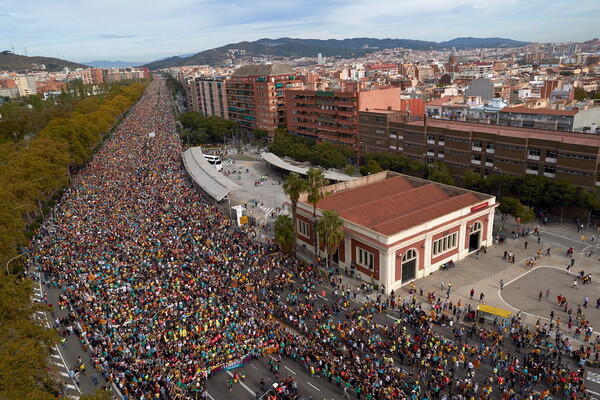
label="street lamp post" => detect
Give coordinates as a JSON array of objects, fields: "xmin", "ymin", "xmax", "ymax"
[{"xmin": 493, "ymin": 166, "xmax": 503, "ymax": 200}]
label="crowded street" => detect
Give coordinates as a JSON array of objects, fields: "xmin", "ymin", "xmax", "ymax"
[{"xmin": 29, "ymin": 77, "xmax": 600, "ymax": 400}]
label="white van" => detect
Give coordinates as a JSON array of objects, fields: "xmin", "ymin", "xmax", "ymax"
[{"xmin": 204, "ymin": 154, "xmax": 223, "ymax": 171}]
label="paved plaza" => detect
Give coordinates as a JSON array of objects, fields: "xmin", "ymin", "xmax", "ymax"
[{"xmin": 223, "ymin": 146, "xmax": 600, "ymax": 343}]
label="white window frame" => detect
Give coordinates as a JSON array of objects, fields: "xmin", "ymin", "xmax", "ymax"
[
  {"xmin": 356, "ymin": 247, "xmax": 375, "ymax": 270},
  {"xmin": 432, "ymin": 233, "xmax": 458, "ymax": 256},
  {"xmin": 298, "ymin": 220, "xmax": 310, "ymax": 238}
]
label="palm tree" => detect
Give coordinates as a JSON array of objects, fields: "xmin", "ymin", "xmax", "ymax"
[
  {"xmin": 316, "ymin": 210, "xmax": 345, "ymax": 269},
  {"xmin": 307, "ymin": 167, "xmax": 329, "ymax": 264},
  {"xmin": 282, "ymin": 172, "xmax": 308, "ymax": 256},
  {"xmin": 274, "ymin": 215, "xmax": 294, "ymax": 254}
]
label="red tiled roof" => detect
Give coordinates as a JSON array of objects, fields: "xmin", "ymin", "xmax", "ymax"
[
  {"xmin": 499, "ymin": 106, "xmax": 578, "ymax": 116},
  {"xmin": 316, "ymin": 175, "xmax": 481, "ymax": 236},
  {"xmin": 426, "ymin": 96, "xmax": 453, "ymax": 107}
]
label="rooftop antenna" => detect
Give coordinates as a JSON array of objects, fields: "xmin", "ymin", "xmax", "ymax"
[
  {"xmin": 24, "ymin": 47, "xmax": 28, "ymax": 57},
  {"xmin": 11, "ymin": 45, "xmax": 14, "ymax": 53}
]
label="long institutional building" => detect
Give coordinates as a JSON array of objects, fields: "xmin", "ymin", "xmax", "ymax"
[
  {"xmin": 360, "ymin": 110, "xmax": 600, "ymax": 188},
  {"xmin": 296, "ymin": 172, "xmax": 497, "ymax": 293}
]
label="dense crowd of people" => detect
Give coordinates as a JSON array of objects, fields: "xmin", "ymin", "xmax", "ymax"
[{"xmin": 31, "ymin": 78, "xmax": 598, "ymax": 400}]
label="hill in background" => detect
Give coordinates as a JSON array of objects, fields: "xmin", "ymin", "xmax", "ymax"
[
  {"xmin": 83, "ymin": 60, "xmax": 148, "ymax": 68},
  {"xmin": 0, "ymin": 51, "xmax": 88, "ymax": 72},
  {"xmin": 143, "ymin": 36, "xmax": 529, "ymax": 69}
]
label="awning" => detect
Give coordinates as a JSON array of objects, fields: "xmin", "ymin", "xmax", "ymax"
[
  {"xmin": 181, "ymin": 147, "xmax": 239, "ymax": 201},
  {"xmin": 477, "ymin": 304, "xmax": 511, "ymax": 319},
  {"xmin": 260, "ymin": 152, "xmax": 353, "ymax": 182}
]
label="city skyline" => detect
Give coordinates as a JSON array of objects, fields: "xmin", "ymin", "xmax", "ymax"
[{"xmin": 0, "ymin": 0, "xmax": 599, "ymax": 63}]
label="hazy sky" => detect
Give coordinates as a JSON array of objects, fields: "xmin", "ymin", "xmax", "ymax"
[{"xmin": 1, "ymin": 0, "xmax": 598, "ymax": 63}]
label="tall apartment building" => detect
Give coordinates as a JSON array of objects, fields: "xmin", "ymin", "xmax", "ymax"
[
  {"xmin": 15, "ymin": 76, "xmax": 37, "ymax": 97},
  {"xmin": 80, "ymin": 68, "xmax": 104, "ymax": 85},
  {"xmin": 360, "ymin": 110, "xmax": 600, "ymax": 189},
  {"xmin": 285, "ymin": 84, "xmax": 401, "ymax": 152},
  {"xmin": 225, "ymin": 64, "xmax": 302, "ymax": 136},
  {"xmin": 188, "ymin": 76, "xmax": 228, "ymax": 118}
]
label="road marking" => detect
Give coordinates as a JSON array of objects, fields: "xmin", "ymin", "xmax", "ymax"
[
  {"xmin": 317, "ymin": 295, "xmax": 329, "ymax": 301},
  {"xmin": 226, "ymin": 371, "xmax": 255, "ymax": 395},
  {"xmin": 306, "ymin": 382, "xmax": 321, "ymax": 391},
  {"xmin": 588, "ymin": 372, "xmax": 600, "ymax": 384},
  {"xmin": 38, "ymin": 280, "xmax": 82, "ymax": 395},
  {"xmin": 51, "ymin": 360, "xmax": 64, "ymax": 366},
  {"xmin": 51, "ymin": 353, "xmax": 61, "ymax": 359},
  {"xmin": 250, "ymin": 364, "xmax": 258, "ymax": 370},
  {"xmin": 59, "ymin": 371, "xmax": 70, "ymax": 377},
  {"xmin": 66, "ymin": 384, "xmax": 77, "ymax": 390},
  {"xmin": 284, "ymin": 366, "xmax": 296, "ymax": 375},
  {"xmin": 386, "ymin": 315, "xmax": 398, "ymax": 321},
  {"xmin": 205, "ymin": 391, "xmax": 216, "ymax": 400}
]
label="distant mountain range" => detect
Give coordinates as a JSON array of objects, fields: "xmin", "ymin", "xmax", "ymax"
[
  {"xmin": 83, "ymin": 60, "xmax": 147, "ymax": 68},
  {"xmin": 143, "ymin": 37, "xmax": 529, "ymax": 70},
  {"xmin": 82, "ymin": 55, "xmax": 194, "ymax": 68},
  {"xmin": 0, "ymin": 51, "xmax": 87, "ymax": 72}
]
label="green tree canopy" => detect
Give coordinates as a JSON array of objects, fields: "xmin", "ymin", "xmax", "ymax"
[
  {"xmin": 316, "ymin": 209, "xmax": 345, "ymax": 267},
  {"xmin": 359, "ymin": 159, "xmax": 383, "ymax": 176},
  {"xmin": 427, "ymin": 162, "xmax": 455, "ymax": 185},
  {"xmin": 282, "ymin": 172, "xmax": 308, "ymax": 256},
  {"xmin": 274, "ymin": 214, "xmax": 294, "ymax": 254}
]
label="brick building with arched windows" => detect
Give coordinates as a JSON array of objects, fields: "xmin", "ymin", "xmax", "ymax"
[{"xmin": 294, "ymin": 171, "xmax": 498, "ymax": 294}]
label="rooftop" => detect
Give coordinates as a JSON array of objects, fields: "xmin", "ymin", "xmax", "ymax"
[
  {"xmin": 409, "ymin": 119, "xmax": 600, "ymax": 147},
  {"xmin": 314, "ymin": 174, "xmax": 483, "ymax": 236},
  {"xmin": 499, "ymin": 106, "xmax": 578, "ymax": 116}
]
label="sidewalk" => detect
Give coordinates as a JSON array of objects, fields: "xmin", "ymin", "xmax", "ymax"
[{"xmin": 294, "ymin": 212, "xmax": 600, "ymax": 346}]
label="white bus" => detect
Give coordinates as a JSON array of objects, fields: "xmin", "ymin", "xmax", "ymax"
[{"xmin": 204, "ymin": 154, "xmax": 223, "ymax": 171}]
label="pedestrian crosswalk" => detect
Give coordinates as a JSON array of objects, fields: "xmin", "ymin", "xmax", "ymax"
[
  {"xmin": 260, "ymin": 205, "xmax": 289, "ymax": 218},
  {"xmin": 31, "ymin": 271, "xmax": 81, "ymax": 399}
]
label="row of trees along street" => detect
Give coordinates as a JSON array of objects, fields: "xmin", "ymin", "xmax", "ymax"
[{"xmin": 0, "ymin": 78, "xmax": 149, "ymax": 400}]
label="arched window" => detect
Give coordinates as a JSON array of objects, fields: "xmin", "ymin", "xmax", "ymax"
[
  {"xmin": 402, "ymin": 248, "xmax": 417, "ymax": 262},
  {"xmin": 401, "ymin": 248, "xmax": 418, "ymax": 282},
  {"xmin": 470, "ymin": 221, "xmax": 482, "ymax": 233}
]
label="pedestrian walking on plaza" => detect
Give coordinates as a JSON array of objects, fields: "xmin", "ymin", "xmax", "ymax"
[
  {"xmin": 479, "ymin": 292, "xmax": 485, "ymax": 303},
  {"xmin": 572, "ymin": 279, "xmax": 578, "ymax": 290},
  {"xmin": 470, "ymin": 288, "xmax": 475, "ymax": 299},
  {"xmin": 500, "ymin": 279, "xmax": 504, "ymax": 291},
  {"xmin": 546, "ymin": 247, "xmax": 551, "ymax": 256},
  {"xmin": 524, "ymin": 241, "xmax": 528, "ymax": 250},
  {"xmin": 545, "ymin": 289, "xmax": 550, "ymax": 299},
  {"xmin": 538, "ymin": 236, "xmax": 541, "ymax": 244},
  {"xmin": 584, "ymin": 296, "xmax": 589, "ymax": 308},
  {"xmin": 538, "ymin": 291, "xmax": 543, "ymax": 302},
  {"xmin": 550, "ymin": 310, "xmax": 554, "ymax": 321},
  {"xmin": 571, "ymin": 257, "xmax": 575, "ymax": 267},
  {"xmin": 91, "ymin": 373, "xmax": 98, "ymax": 386},
  {"xmin": 441, "ymin": 281, "xmax": 445, "ymax": 290}
]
